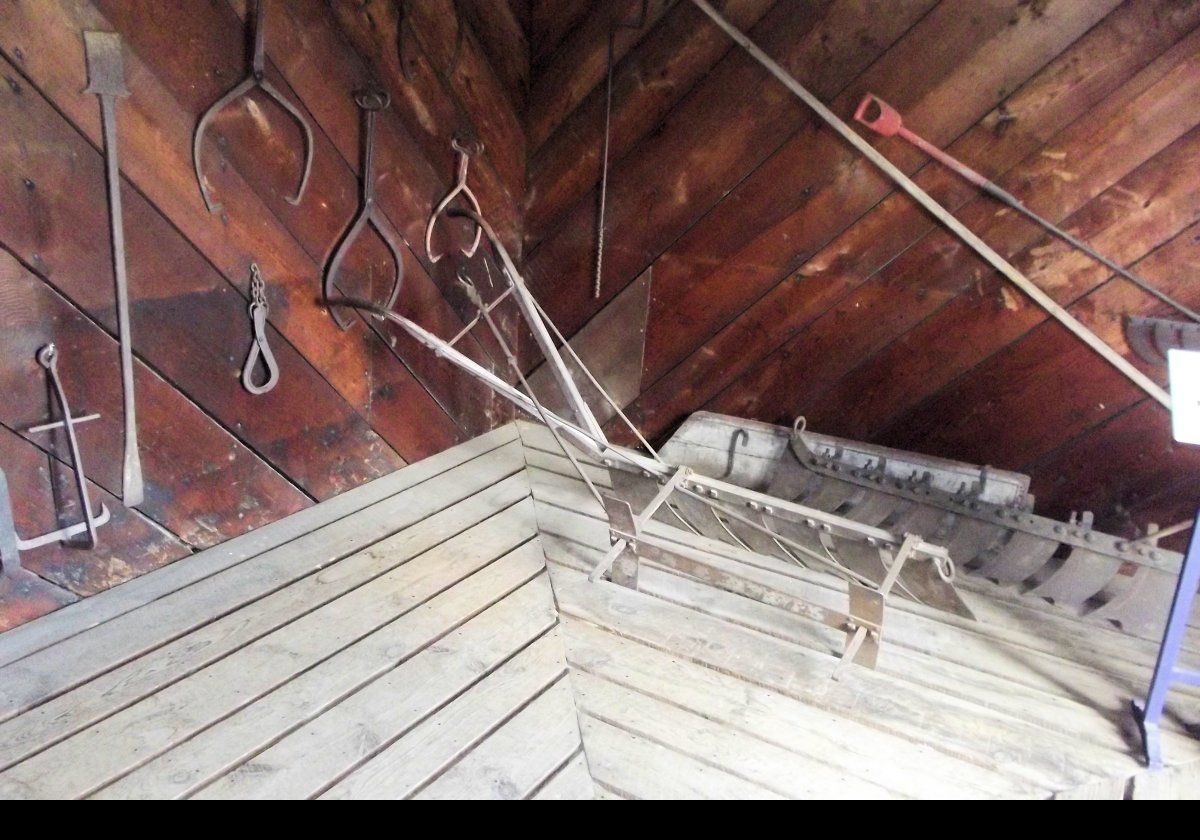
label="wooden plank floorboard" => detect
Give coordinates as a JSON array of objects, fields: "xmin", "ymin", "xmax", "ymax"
[
  {"xmin": 579, "ymin": 714, "xmax": 781, "ymax": 800},
  {"xmin": 191, "ymin": 575, "xmax": 561, "ymax": 800},
  {"xmin": 573, "ymin": 669, "xmax": 896, "ymax": 799},
  {"xmin": 0, "ymin": 440, "xmax": 525, "ymax": 721},
  {"xmin": 0, "ymin": 499, "xmax": 538, "ymax": 797},
  {"xmin": 0, "ymin": 473, "xmax": 531, "ymax": 774},
  {"xmin": 531, "ymin": 751, "xmax": 595, "ymax": 800},
  {"xmin": 414, "ymin": 679, "xmax": 583, "ymax": 800},
  {"xmin": 561, "ymin": 618, "xmax": 1032, "ymax": 799},
  {"xmin": 547, "ymin": 559, "xmax": 1132, "ymax": 793},
  {"xmin": 320, "ymin": 630, "xmax": 569, "ymax": 799},
  {"xmin": 0, "ymin": 425, "xmax": 520, "ymax": 671},
  {"xmin": 93, "ymin": 545, "xmax": 549, "ymax": 800}
]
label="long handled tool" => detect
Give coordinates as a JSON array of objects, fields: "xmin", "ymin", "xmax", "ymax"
[
  {"xmin": 854, "ymin": 93, "xmax": 1200, "ymax": 324},
  {"xmin": 688, "ymin": 0, "xmax": 1169, "ymax": 409},
  {"xmin": 85, "ymin": 31, "xmax": 143, "ymax": 507}
]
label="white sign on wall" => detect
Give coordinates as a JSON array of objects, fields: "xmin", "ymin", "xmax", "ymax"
[{"xmin": 1168, "ymin": 349, "xmax": 1200, "ymax": 446}]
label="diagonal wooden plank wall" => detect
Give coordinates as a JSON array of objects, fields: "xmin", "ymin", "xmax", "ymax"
[
  {"xmin": 521, "ymin": 0, "xmax": 1200, "ymax": 550},
  {"xmin": 0, "ymin": 1, "xmax": 529, "ymax": 630}
]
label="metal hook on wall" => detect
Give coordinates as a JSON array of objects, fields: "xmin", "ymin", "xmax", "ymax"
[
  {"xmin": 425, "ymin": 137, "xmax": 483, "ymax": 264},
  {"xmin": 323, "ymin": 88, "xmax": 405, "ymax": 330},
  {"xmin": 193, "ymin": 0, "xmax": 315, "ymax": 214}
]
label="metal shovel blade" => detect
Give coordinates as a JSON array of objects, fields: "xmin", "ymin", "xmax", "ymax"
[{"xmin": 83, "ymin": 31, "xmax": 129, "ymax": 98}]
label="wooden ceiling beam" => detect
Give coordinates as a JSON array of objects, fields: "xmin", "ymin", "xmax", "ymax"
[
  {"xmin": 528, "ymin": 0, "xmax": 598, "ymax": 73},
  {"xmin": 457, "ymin": 0, "xmax": 531, "ymax": 114}
]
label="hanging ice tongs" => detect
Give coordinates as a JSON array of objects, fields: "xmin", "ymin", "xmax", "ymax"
[
  {"xmin": 0, "ymin": 345, "xmax": 112, "ymax": 579},
  {"xmin": 323, "ymin": 88, "xmax": 405, "ymax": 330},
  {"xmin": 425, "ymin": 137, "xmax": 483, "ymax": 263},
  {"xmin": 192, "ymin": 0, "xmax": 314, "ymax": 214}
]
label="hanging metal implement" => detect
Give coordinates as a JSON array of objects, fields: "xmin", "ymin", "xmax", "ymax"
[
  {"xmin": 323, "ymin": 89, "xmax": 404, "ymax": 330},
  {"xmin": 687, "ymin": 0, "xmax": 1171, "ymax": 410},
  {"xmin": 424, "ymin": 137, "xmax": 483, "ymax": 264},
  {"xmin": 1, "ymin": 345, "xmax": 113, "ymax": 579},
  {"xmin": 853, "ymin": 93, "xmax": 1200, "ymax": 324},
  {"xmin": 241, "ymin": 263, "xmax": 280, "ymax": 395},
  {"xmin": 84, "ymin": 31, "xmax": 143, "ymax": 508},
  {"xmin": 193, "ymin": 0, "xmax": 315, "ymax": 214}
]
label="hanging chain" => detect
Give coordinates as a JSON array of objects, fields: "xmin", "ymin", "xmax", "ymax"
[{"xmin": 249, "ymin": 262, "xmax": 268, "ymax": 311}]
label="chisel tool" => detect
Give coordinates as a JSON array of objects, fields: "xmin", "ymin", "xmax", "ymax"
[{"xmin": 85, "ymin": 31, "xmax": 144, "ymax": 507}]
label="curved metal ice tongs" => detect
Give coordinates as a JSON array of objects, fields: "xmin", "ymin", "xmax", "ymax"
[
  {"xmin": 322, "ymin": 89, "xmax": 404, "ymax": 330},
  {"xmin": 425, "ymin": 137, "xmax": 483, "ymax": 263},
  {"xmin": 193, "ymin": 0, "xmax": 315, "ymax": 214}
]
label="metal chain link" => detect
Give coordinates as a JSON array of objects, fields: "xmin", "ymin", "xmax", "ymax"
[{"xmin": 249, "ymin": 262, "xmax": 268, "ymax": 311}]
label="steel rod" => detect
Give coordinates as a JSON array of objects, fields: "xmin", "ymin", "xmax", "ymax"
[{"xmin": 690, "ymin": 0, "xmax": 1171, "ymax": 409}]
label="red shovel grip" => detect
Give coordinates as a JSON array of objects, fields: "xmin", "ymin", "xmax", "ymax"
[{"xmin": 854, "ymin": 93, "xmax": 903, "ymax": 137}]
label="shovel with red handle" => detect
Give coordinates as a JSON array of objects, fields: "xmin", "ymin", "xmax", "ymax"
[{"xmin": 853, "ymin": 93, "xmax": 1200, "ymax": 325}]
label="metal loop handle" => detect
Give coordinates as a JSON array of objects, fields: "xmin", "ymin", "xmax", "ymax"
[{"xmin": 354, "ymin": 89, "xmax": 391, "ymax": 111}]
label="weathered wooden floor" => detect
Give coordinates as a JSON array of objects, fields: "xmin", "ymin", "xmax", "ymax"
[
  {"xmin": 519, "ymin": 422, "xmax": 1200, "ymax": 800},
  {"xmin": 0, "ymin": 420, "xmax": 1197, "ymax": 799}
]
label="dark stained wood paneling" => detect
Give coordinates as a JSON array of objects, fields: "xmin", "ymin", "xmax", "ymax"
[
  {"xmin": 805, "ymin": 121, "xmax": 1200, "ymax": 441},
  {"xmin": 525, "ymin": 0, "xmax": 776, "ymax": 248},
  {"xmin": 526, "ymin": 0, "xmax": 1200, "ymax": 544},
  {"xmin": 328, "ymin": 0, "xmax": 524, "ymax": 245},
  {"xmin": 397, "ymin": 0, "xmax": 526, "ymax": 200},
  {"xmin": 0, "ymin": 0, "xmax": 525, "ymax": 630},
  {"xmin": 617, "ymin": 0, "xmax": 1200, "ymax": 444},
  {"xmin": 525, "ymin": 0, "xmax": 671, "ymax": 154},
  {"xmin": 705, "ymin": 34, "xmax": 1200, "ymax": 428},
  {"xmin": 458, "ymin": 0, "xmax": 531, "ymax": 114},
  {"xmin": 0, "ymin": 249, "xmax": 311, "ymax": 542},
  {"xmin": 521, "ymin": 0, "xmax": 939, "ymax": 369},
  {"xmin": 638, "ymin": 0, "xmax": 1124, "ymax": 387},
  {"xmin": 1027, "ymin": 400, "xmax": 1200, "ymax": 550},
  {"xmin": 0, "ymin": 57, "xmax": 407, "ymax": 497},
  {"xmin": 0, "ymin": 422, "xmax": 190, "ymax": 599},
  {"xmin": 528, "ymin": 0, "xmax": 595, "ymax": 69},
  {"xmin": 101, "ymin": 0, "xmax": 500, "ymax": 440}
]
